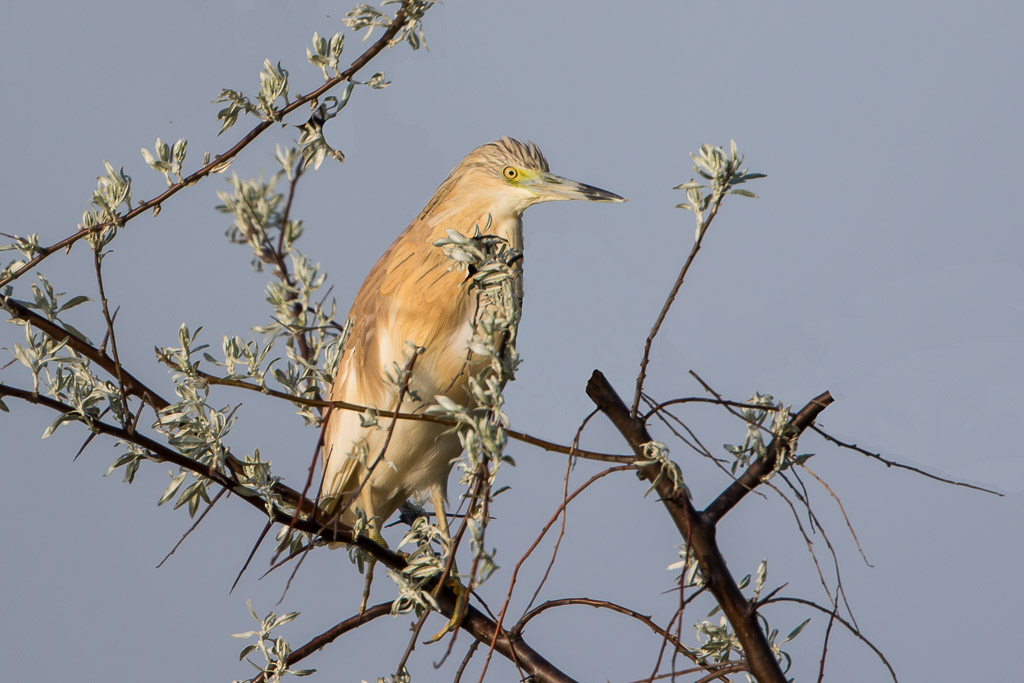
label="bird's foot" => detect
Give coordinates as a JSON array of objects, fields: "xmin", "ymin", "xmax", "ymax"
[{"xmin": 426, "ymin": 575, "xmax": 468, "ymax": 643}]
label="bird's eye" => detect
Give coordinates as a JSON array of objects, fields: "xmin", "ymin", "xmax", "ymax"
[{"xmin": 502, "ymin": 166, "xmax": 519, "ymax": 180}]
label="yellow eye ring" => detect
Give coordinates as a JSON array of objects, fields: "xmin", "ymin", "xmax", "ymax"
[{"xmin": 502, "ymin": 166, "xmax": 519, "ymax": 180}]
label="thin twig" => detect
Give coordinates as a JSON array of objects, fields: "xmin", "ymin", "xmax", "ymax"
[
  {"xmin": 480, "ymin": 466, "xmax": 634, "ymax": 681},
  {"xmin": 759, "ymin": 596, "xmax": 897, "ymax": 682},
  {"xmin": 92, "ymin": 248, "xmax": 131, "ymax": 429},
  {"xmin": 643, "ymin": 395, "xmax": 787, "ymax": 420},
  {"xmin": 181, "ymin": 365, "xmax": 631, "ymax": 463},
  {"xmin": 453, "ymin": 641, "xmax": 481, "ymax": 683},
  {"xmin": 630, "ymin": 195, "xmax": 726, "ymax": 417},
  {"xmin": 512, "ymin": 597, "xmax": 699, "ymax": 666},
  {"xmin": 622, "ymin": 664, "xmax": 744, "ymax": 683},
  {"xmin": 816, "ymin": 596, "xmax": 839, "ymax": 683},
  {"xmin": 231, "ymin": 520, "xmax": 274, "ymax": 594},
  {"xmin": 811, "ymin": 425, "xmax": 1001, "ymax": 495},
  {"xmin": 156, "ymin": 487, "xmax": 227, "ymax": 568},
  {"xmin": 523, "ymin": 408, "xmax": 599, "ymax": 615},
  {"xmin": 800, "ymin": 462, "xmax": 872, "ymax": 567}
]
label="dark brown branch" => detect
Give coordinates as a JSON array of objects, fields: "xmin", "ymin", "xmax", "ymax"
[
  {"xmin": 3, "ymin": 297, "xmax": 170, "ymax": 411},
  {"xmin": 586, "ymin": 370, "xmax": 834, "ymax": 683},
  {"xmin": 0, "ymin": 381, "xmax": 578, "ymax": 683},
  {"xmin": 248, "ymin": 602, "xmax": 394, "ymax": 683},
  {"xmin": 0, "ymin": 3, "xmax": 412, "ymax": 291},
  {"xmin": 703, "ymin": 391, "xmax": 834, "ymax": 524}
]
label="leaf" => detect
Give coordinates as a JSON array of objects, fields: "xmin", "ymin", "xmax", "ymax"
[
  {"xmin": 158, "ymin": 471, "xmax": 187, "ymax": 505},
  {"xmin": 42, "ymin": 413, "xmax": 77, "ymax": 439},
  {"xmin": 58, "ymin": 295, "xmax": 92, "ymax": 312},
  {"xmin": 783, "ymin": 617, "xmax": 811, "ymax": 643}
]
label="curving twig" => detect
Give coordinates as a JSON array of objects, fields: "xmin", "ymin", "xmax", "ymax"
[
  {"xmin": 512, "ymin": 597, "xmax": 698, "ymax": 665},
  {"xmin": 0, "ymin": 3, "xmax": 413, "ymax": 292},
  {"xmin": 759, "ymin": 596, "xmax": 897, "ymax": 683}
]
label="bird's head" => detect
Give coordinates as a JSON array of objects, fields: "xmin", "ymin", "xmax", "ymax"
[{"xmin": 439, "ymin": 137, "xmax": 625, "ymax": 218}]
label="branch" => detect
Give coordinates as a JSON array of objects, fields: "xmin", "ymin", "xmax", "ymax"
[
  {"xmin": 3, "ymin": 297, "xmax": 170, "ymax": 411},
  {"xmin": 248, "ymin": 602, "xmax": 393, "ymax": 683},
  {"xmin": 643, "ymin": 396, "xmax": 789, "ymax": 420},
  {"xmin": 190, "ymin": 367, "xmax": 632, "ymax": 463},
  {"xmin": 586, "ymin": 370, "xmax": 833, "ymax": 683},
  {"xmin": 0, "ymin": 2, "xmax": 412, "ymax": 291},
  {"xmin": 0, "ymin": 381, "xmax": 579, "ymax": 683},
  {"xmin": 703, "ymin": 391, "xmax": 833, "ymax": 524}
]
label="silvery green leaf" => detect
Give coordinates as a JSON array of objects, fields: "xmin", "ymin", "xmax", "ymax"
[
  {"xmin": 433, "ymin": 395, "xmax": 460, "ymax": 412},
  {"xmin": 57, "ymin": 295, "xmax": 91, "ymax": 312},
  {"xmin": 237, "ymin": 644, "xmax": 257, "ymax": 660},
  {"xmin": 782, "ymin": 618, "xmax": 811, "ymax": 644},
  {"xmin": 366, "ymin": 72, "xmax": 390, "ymax": 89},
  {"xmin": 41, "ymin": 413, "xmax": 77, "ymax": 439},
  {"xmin": 158, "ymin": 471, "xmax": 187, "ymax": 505}
]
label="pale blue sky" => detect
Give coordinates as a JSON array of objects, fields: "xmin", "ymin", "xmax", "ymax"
[{"xmin": 2, "ymin": 1, "xmax": 1022, "ymax": 681}]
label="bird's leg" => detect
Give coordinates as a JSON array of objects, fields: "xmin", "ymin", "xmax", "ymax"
[
  {"xmin": 359, "ymin": 560, "xmax": 374, "ymax": 614},
  {"xmin": 427, "ymin": 489, "xmax": 468, "ymax": 642},
  {"xmin": 358, "ymin": 485, "xmax": 388, "ymax": 549},
  {"xmin": 356, "ymin": 492, "xmax": 386, "ymax": 615}
]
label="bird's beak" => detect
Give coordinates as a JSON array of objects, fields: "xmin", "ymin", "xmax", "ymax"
[{"xmin": 527, "ymin": 172, "xmax": 626, "ymax": 203}]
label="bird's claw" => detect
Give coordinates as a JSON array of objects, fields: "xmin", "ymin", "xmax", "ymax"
[{"xmin": 426, "ymin": 576, "xmax": 468, "ymax": 643}]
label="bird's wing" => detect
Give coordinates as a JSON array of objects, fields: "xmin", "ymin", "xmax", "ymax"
[{"xmin": 320, "ymin": 226, "xmax": 466, "ymax": 510}]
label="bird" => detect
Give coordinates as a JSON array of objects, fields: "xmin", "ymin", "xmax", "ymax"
[{"xmin": 320, "ymin": 137, "xmax": 624, "ymax": 546}]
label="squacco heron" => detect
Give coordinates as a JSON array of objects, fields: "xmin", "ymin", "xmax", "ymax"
[{"xmin": 321, "ymin": 137, "xmax": 623, "ymax": 545}]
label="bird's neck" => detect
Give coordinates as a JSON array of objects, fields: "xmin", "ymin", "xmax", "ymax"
[
  {"xmin": 423, "ymin": 199, "xmax": 525, "ymax": 252},
  {"xmin": 483, "ymin": 212, "xmax": 524, "ymax": 251}
]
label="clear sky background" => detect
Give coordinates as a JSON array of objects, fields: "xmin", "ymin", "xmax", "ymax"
[{"xmin": 2, "ymin": 1, "xmax": 1022, "ymax": 681}]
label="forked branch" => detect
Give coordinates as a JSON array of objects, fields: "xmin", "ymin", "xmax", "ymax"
[{"xmin": 587, "ymin": 369, "xmax": 832, "ymax": 683}]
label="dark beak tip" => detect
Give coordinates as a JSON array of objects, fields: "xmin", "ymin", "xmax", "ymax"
[{"xmin": 586, "ymin": 187, "xmax": 626, "ymax": 203}]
